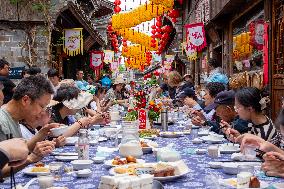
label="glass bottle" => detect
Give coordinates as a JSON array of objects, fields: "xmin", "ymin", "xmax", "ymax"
[{"xmin": 78, "ymin": 129, "xmax": 89, "ymax": 160}]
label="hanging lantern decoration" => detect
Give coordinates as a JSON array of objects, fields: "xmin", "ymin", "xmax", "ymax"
[
  {"xmin": 114, "ymin": 0, "xmax": 122, "ymax": 13},
  {"xmin": 168, "ymin": 9, "xmax": 179, "ymax": 23}
]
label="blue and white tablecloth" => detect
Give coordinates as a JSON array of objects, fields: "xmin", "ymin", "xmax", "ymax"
[{"xmin": 1, "ymin": 126, "xmax": 282, "ymax": 189}]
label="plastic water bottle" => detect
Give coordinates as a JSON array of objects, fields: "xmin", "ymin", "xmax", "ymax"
[{"xmin": 78, "ymin": 129, "xmax": 89, "ymax": 160}]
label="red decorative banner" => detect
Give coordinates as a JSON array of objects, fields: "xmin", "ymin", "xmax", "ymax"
[
  {"xmin": 138, "ymin": 109, "xmax": 147, "ymax": 129},
  {"xmin": 250, "ymin": 20, "xmax": 265, "ymax": 50},
  {"xmin": 90, "ymin": 51, "xmax": 104, "ymax": 77},
  {"xmin": 263, "ymin": 22, "xmax": 269, "ymax": 85},
  {"xmin": 185, "ymin": 22, "xmax": 207, "ymax": 52}
]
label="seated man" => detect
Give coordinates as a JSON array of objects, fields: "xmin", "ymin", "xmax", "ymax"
[
  {"xmin": 193, "ymin": 90, "xmax": 249, "ymax": 134},
  {"xmin": 0, "ymin": 75, "xmax": 56, "ymax": 177}
]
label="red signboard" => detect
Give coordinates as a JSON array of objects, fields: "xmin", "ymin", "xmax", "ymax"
[{"xmin": 138, "ymin": 109, "xmax": 147, "ymax": 129}]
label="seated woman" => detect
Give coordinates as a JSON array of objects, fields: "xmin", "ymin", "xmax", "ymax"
[
  {"xmin": 167, "ymin": 71, "xmax": 194, "ymax": 99},
  {"xmin": 90, "ymin": 86, "xmax": 110, "ymax": 113},
  {"xmin": 104, "ymin": 75, "xmax": 128, "ymax": 106},
  {"xmin": 51, "ymin": 86, "xmax": 105, "ymax": 137},
  {"xmin": 226, "ymin": 87, "xmax": 281, "ymax": 146},
  {"xmin": 237, "ymin": 109, "xmax": 284, "ymax": 178}
]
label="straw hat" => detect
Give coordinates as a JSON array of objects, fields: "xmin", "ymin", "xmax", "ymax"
[
  {"xmin": 113, "ymin": 74, "xmax": 126, "ymax": 85},
  {"xmin": 62, "ymin": 91, "xmax": 93, "ymax": 109}
]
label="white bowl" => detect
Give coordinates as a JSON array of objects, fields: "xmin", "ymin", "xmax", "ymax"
[
  {"xmin": 50, "ymin": 126, "xmax": 68, "ymax": 137},
  {"xmin": 76, "ymin": 169, "xmax": 92, "ymax": 178},
  {"xmin": 92, "ymin": 156, "xmax": 105, "ymax": 164},
  {"xmin": 71, "ymin": 160, "xmax": 93, "ymax": 170},
  {"xmin": 222, "ymin": 163, "xmax": 239, "ymax": 175}
]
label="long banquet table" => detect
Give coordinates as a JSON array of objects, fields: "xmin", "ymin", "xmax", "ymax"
[{"xmin": 1, "ymin": 125, "xmax": 282, "ymax": 189}]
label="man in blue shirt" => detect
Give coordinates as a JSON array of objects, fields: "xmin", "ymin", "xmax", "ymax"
[{"xmin": 75, "ymin": 70, "xmax": 88, "ymax": 91}]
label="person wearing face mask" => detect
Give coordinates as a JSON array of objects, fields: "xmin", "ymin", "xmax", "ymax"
[{"xmin": 225, "ymin": 87, "xmax": 281, "ymax": 146}]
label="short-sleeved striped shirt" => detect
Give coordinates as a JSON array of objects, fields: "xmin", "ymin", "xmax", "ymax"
[{"xmin": 248, "ymin": 116, "xmax": 281, "ymax": 146}]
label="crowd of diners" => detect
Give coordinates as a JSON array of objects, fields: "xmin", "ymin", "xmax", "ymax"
[{"xmin": 0, "ymin": 57, "xmax": 284, "ymax": 182}]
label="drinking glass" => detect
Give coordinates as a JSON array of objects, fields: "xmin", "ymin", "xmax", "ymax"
[
  {"xmin": 243, "ymin": 144, "xmax": 257, "ymax": 160},
  {"xmin": 49, "ymin": 162, "xmax": 63, "ymax": 180},
  {"xmin": 38, "ymin": 174, "xmax": 54, "ymax": 189},
  {"xmin": 238, "ymin": 165, "xmax": 254, "ymax": 174}
]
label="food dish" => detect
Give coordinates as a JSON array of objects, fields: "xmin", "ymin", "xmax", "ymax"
[
  {"xmin": 231, "ymin": 153, "xmax": 260, "ymax": 161},
  {"xmin": 139, "ymin": 129, "xmax": 160, "ymax": 138},
  {"xmin": 159, "ymin": 132, "xmax": 184, "ymax": 138},
  {"xmin": 65, "ymin": 137, "xmax": 98, "ymax": 145},
  {"xmin": 109, "ymin": 161, "xmax": 190, "ymax": 182},
  {"xmin": 98, "ymin": 174, "xmax": 154, "ymax": 189},
  {"xmin": 105, "ymin": 156, "xmax": 145, "ymax": 167},
  {"xmin": 219, "ymin": 178, "xmax": 268, "ymax": 188},
  {"xmin": 23, "ymin": 166, "xmax": 50, "ymax": 176},
  {"xmin": 55, "ymin": 156, "xmax": 78, "ymax": 161}
]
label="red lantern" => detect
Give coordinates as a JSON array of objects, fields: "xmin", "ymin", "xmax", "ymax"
[
  {"xmin": 155, "ymin": 33, "xmax": 162, "ymax": 39},
  {"xmin": 161, "ymin": 33, "xmax": 169, "ymax": 40},
  {"xmin": 156, "ymin": 28, "xmax": 162, "ymax": 33},
  {"xmin": 151, "ymin": 43, "xmax": 156, "ymax": 48},
  {"xmin": 172, "ymin": 17, "xmax": 177, "ymax": 23},
  {"xmin": 151, "ymin": 38, "xmax": 156, "ymax": 43},
  {"xmin": 156, "ymin": 16, "xmax": 162, "ymax": 21},
  {"xmin": 151, "ymin": 29, "xmax": 156, "ymax": 35},
  {"xmin": 156, "ymin": 21, "xmax": 162, "ymax": 27},
  {"xmin": 114, "ymin": 0, "xmax": 121, "ymax": 5},
  {"xmin": 107, "ymin": 25, "xmax": 113, "ymax": 32},
  {"xmin": 151, "ymin": 25, "xmax": 156, "ymax": 30},
  {"xmin": 114, "ymin": 6, "xmax": 121, "ymax": 13}
]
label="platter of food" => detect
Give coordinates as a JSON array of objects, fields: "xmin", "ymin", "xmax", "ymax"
[
  {"xmin": 219, "ymin": 177, "xmax": 268, "ymax": 188},
  {"xmin": 104, "ymin": 156, "xmax": 145, "ymax": 167},
  {"xmin": 23, "ymin": 166, "xmax": 50, "ymax": 176},
  {"xmin": 139, "ymin": 129, "xmax": 160, "ymax": 139},
  {"xmin": 109, "ymin": 160, "xmax": 190, "ymax": 181}
]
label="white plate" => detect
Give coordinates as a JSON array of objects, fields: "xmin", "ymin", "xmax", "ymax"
[
  {"xmin": 208, "ymin": 162, "xmax": 223, "ymax": 169},
  {"xmin": 219, "ymin": 145, "xmax": 240, "ymax": 154},
  {"xmin": 51, "ymin": 152, "xmax": 78, "ymax": 156},
  {"xmin": 200, "ymin": 136, "xmax": 224, "ymax": 144},
  {"xmin": 191, "ymin": 125, "xmax": 200, "ymax": 129},
  {"xmin": 219, "ymin": 178, "xmax": 269, "ymax": 188},
  {"xmin": 65, "ymin": 137, "xmax": 98, "ymax": 145},
  {"xmin": 104, "ymin": 159, "xmax": 145, "ymax": 167},
  {"xmin": 197, "ymin": 131, "xmax": 210, "ymax": 136},
  {"xmin": 109, "ymin": 166, "xmax": 189, "ymax": 182},
  {"xmin": 23, "ymin": 166, "xmax": 50, "ymax": 176},
  {"xmin": 55, "ymin": 156, "xmax": 78, "ymax": 161},
  {"xmin": 222, "ymin": 162, "xmax": 262, "ymax": 175},
  {"xmin": 160, "ymin": 132, "xmax": 184, "ymax": 138}
]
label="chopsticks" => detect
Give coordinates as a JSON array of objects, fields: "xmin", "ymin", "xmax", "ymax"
[{"xmin": 255, "ymin": 149, "xmax": 265, "ymax": 159}]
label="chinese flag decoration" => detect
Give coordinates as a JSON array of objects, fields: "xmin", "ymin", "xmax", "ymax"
[
  {"xmin": 185, "ymin": 23, "xmax": 207, "ymax": 52},
  {"xmin": 63, "ymin": 28, "xmax": 83, "ymax": 56},
  {"xmin": 263, "ymin": 22, "xmax": 269, "ymax": 85},
  {"xmin": 90, "ymin": 51, "xmax": 104, "ymax": 77}
]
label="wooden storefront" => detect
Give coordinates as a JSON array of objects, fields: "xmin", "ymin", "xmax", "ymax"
[{"xmin": 271, "ymin": 0, "xmax": 284, "ymax": 120}]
